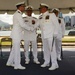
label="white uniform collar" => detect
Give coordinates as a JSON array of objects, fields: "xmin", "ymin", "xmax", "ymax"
[
  {"xmin": 26, "ymin": 15, "xmax": 32, "ymax": 18},
  {"xmin": 17, "ymin": 10, "xmax": 22, "ymax": 15},
  {"xmin": 42, "ymin": 11, "xmax": 49, "ymax": 16}
]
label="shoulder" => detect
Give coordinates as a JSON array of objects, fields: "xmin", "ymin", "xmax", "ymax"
[
  {"xmin": 50, "ymin": 13, "xmax": 57, "ymax": 18},
  {"xmin": 23, "ymin": 17, "xmax": 27, "ymax": 19},
  {"xmin": 14, "ymin": 11, "xmax": 21, "ymax": 16},
  {"xmin": 23, "ymin": 16, "xmax": 28, "ymax": 20},
  {"xmin": 32, "ymin": 17, "xmax": 37, "ymax": 19},
  {"xmin": 49, "ymin": 12, "xmax": 55, "ymax": 15},
  {"xmin": 23, "ymin": 17, "xmax": 28, "ymax": 22},
  {"xmin": 16, "ymin": 11, "xmax": 20, "ymax": 14},
  {"xmin": 13, "ymin": 12, "xmax": 19, "ymax": 18},
  {"xmin": 39, "ymin": 15, "xmax": 42, "ymax": 19}
]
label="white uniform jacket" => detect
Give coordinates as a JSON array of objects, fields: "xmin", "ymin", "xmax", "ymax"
[
  {"xmin": 34, "ymin": 11, "xmax": 60, "ymax": 39},
  {"xmin": 58, "ymin": 18, "xmax": 65, "ymax": 39},
  {"xmin": 23, "ymin": 16, "xmax": 37, "ymax": 41},
  {"xmin": 10, "ymin": 10, "xmax": 31, "ymax": 40}
]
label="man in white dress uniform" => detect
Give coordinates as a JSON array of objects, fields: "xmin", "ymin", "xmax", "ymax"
[
  {"xmin": 34, "ymin": 3, "xmax": 59, "ymax": 70},
  {"xmin": 6, "ymin": 2, "xmax": 33, "ymax": 70},
  {"xmin": 23, "ymin": 6, "xmax": 40, "ymax": 64},
  {"xmin": 52, "ymin": 8, "xmax": 65, "ymax": 61}
]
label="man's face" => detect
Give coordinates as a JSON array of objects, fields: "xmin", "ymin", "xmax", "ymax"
[
  {"xmin": 19, "ymin": 4, "xmax": 25, "ymax": 12},
  {"xmin": 54, "ymin": 11, "xmax": 59, "ymax": 17},
  {"xmin": 26, "ymin": 10, "xmax": 32, "ymax": 16},
  {"xmin": 39, "ymin": 7, "xmax": 47, "ymax": 13}
]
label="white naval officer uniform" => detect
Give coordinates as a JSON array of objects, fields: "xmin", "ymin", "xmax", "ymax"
[
  {"xmin": 6, "ymin": 9, "xmax": 32, "ymax": 69},
  {"xmin": 52, "ymin": 8, "xmax": 65, "ymax": 60},
  {"xmin": 34, "ymin": 11, "xmax": 59, "ymax": 69},
  {"xmin": 23, "ymin": 16, "xmax": 39, "ymax": 63},
  {"xmin": 55, "ymin": 17, "xmax": 65, "ymax": 60}
]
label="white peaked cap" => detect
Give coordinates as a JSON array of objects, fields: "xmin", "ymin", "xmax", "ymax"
[
  {"xmin": 40, "ymin": 3, "xmax": 49, "ymax": 8},
  {"xmin": 16, "ymin": 1, "xmax": 25, "ymax": 7},
  {"xmin": 25, "ymin": 5, "xmax": 33, "ymax": 10},
  {"xmin": 51, "ymin": 8, "xmax": 60, "ymax": 12}
]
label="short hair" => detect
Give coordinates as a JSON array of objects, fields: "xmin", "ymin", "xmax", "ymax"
[{"xmin": 16, "ymin": 5, "xmax": 21, "ymax": 8}]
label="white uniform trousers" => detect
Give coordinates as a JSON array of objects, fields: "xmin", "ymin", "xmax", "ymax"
[
  {"xmin": 42, "ymin": 37, "xmax": 53, "ymax": 64},
  {"xmin": 6, "ymin": 39, "xmax": 21, "ymax": 67},
  {"xmin": 51, "ymin": 40, "xmax": 58, "ymax": 66},
  {"xmin": 55, "ymin": 38, "xmax": 62, "ymax": 58},
  {"xmin": 42, "ymin": 37, "xmax": 58, "ymax": 66},
  {"xmin": 24, "ymin": 40, "xmax": 38, "ymax": 61}
]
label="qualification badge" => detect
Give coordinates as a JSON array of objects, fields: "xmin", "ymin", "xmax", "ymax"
[{"xmin": 45, "ymin": 15, "xmax": 49, "ymax": 19}]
